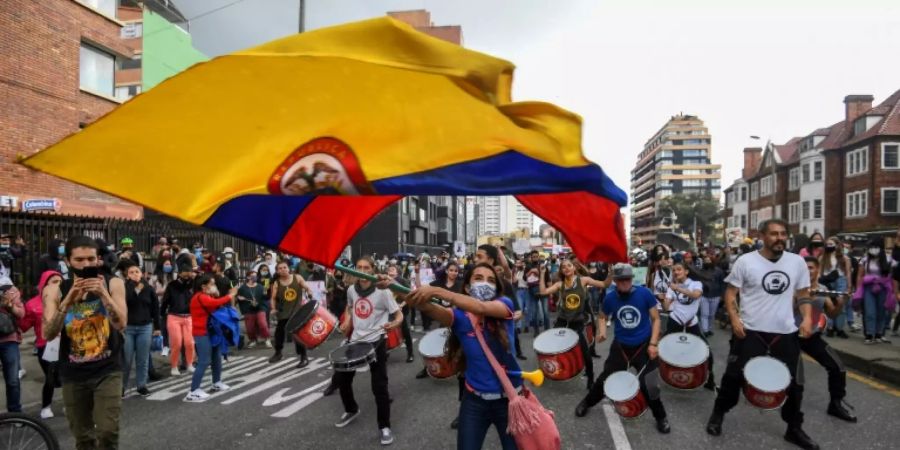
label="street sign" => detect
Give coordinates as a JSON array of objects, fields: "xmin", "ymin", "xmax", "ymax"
[
  {"xmin": 22, "ymin": 198, "xmax": 59, "ymax": 212},
  {"xmin": 453, "ymin": 240, "xmax": 466, "ymax": 257}
]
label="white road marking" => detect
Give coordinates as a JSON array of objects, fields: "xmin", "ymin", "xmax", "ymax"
[
  {"xmin": 146, "ymin": 357, "xmax": 299, "ymax": 401},
  {"xmin": 267, "ymin": 379, "xmax": 332, "ymax": 418},
  {"xmin": 221, "ymin": 358, "xmax": 331, "ymax": 405},
  {"xmin": 602, "ymin": 401, "xmax": 632, "ymax": 450},
  {"xmin": 127, "ymin": 357, "xmax": 265, "ymax": 396}
]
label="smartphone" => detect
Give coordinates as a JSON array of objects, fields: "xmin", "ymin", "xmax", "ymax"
[{"xmin": 77, "ymin": 266, "xmax": 100, "ymax": 279}]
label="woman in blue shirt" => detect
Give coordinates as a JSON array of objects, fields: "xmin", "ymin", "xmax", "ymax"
[{"xmin": 405, "ymin": 263, "xmax": 521, "ymax": 450}]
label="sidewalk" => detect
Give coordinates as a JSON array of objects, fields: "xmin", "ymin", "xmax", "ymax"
[{"xmin": 825, "ymin": 331, "xmax": 900, "ymax": 386}]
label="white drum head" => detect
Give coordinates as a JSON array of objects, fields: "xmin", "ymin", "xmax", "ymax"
[
  {"xmin": 604, "ymin": 371, "xmax": 640, "ymax": 402},
  {"xmin": 744, "ymin": 356, "xmax": 790, "ymax": 392},
  {"xmin": 658, "ymin": 333, "xmax": 709, "ymax": 367},
  {"xmin": 533, "ymin": 328, "xmax": 579, "ymax": 355},
  {"xmin": 418, "ymin": 327, "xmax": 451, "ymax": 358}
]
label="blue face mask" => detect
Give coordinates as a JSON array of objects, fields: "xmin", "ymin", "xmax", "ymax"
[
  {"xmin": 469, "ymin": 282, "xmax": 496, "ymax": 301},
  {"xmin": 0, "ymin": 244, "xmax": 9, "ymax": 249},
  {"xmin": 163, "ymin": 265, "xmax": 173, "ymax": 273},
  {"xmin": 58, "ymin": 245, "xmax": 66, "ymax": 255}
]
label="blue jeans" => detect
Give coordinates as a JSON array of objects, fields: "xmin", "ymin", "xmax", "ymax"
[
  {"xmin": 457, "ymin": 391, "xmax": 517, "ymax": 450},
  {"xmin": 516, "ymin": 288, "xmax": 529, "ymax": 331},
  {"xmin": 863, "ymin": 287, "xmax": 888, "ymax": 337},
  {"xmin": 123, "ymin": 323, "xmax": 153, "ymax": 389},
  {"xmin": 699, "ymin": 296, "xmax": 720, "ymax": 333},
  {"xmin": 0, "ymin": 342, "xmax": 21, "ymax": 412},
  {"xmin": 191, "ymin": 335, "xmax": 222, "ymax": 391},
  {"xmin": 827, "ymin": 276, "xmax": 848, "ymax": 330}
]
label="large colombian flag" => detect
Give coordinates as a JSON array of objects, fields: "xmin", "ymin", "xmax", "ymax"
[{"xmin": 21, "ymin": 17, "xmax": 627, "ymax": 265}]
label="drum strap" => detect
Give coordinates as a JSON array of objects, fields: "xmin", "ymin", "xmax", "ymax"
[
  {"xmin": 619, "ymin": 343, "xmax": 647, "ymax": 370},
  {"xmin": 753, "ymin": 333, "xmax": 781, "ymax": 354}
]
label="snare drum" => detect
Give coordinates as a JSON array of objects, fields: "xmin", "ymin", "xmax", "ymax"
[
  {"xmin": 287, "ymin": 300, "xmax": 337, "ymax": 350},
  {"xmin": 658, "ymin": 332, "xmax": 709, "ymax": 390},
  {"xmin": 418, "ymin": 328, "xmax": 458, "ymax": 379},
  {"xmin": 385, "ymin": 326, "xmax": 403, "ymax": 351},
  {"xmin": 534, "ymin": 328, "xmax": 584, "ymax": 381},
  {"xmin": 604, "ymin": 371, "xmax": 647, "ymax": 419},
  {"xmin": 743, "ymin": 356, "xmax": 791, "ymax": 409},
  {"xmin": 329, "ymin": 342, "xmax": 376, "ymax": 372}
]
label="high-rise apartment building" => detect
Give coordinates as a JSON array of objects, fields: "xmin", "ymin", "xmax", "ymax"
[
  {"xmin": 476, "ymin": 196, "xmax": 534, "ymax": 236},
  {"xmin": 631, "ymin": 114, "xmax": 721, "ymax": 246}
]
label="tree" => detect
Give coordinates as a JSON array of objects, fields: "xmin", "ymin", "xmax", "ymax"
[{"xmin": 656, "ymin": 193, "xmax": 722, "ymax": 245}]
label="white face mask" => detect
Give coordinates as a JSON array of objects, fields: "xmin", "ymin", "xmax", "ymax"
[
  {"xmin": 469, "ymin": 281, "xmax": 496, "ymax": 301},
  {"xmin": 868, "ymin": 248, "xmax": 881, "ymax": 256},
  {"xmin": 208, "ymin": 286, "xmax": 220, "ymax": 297}
]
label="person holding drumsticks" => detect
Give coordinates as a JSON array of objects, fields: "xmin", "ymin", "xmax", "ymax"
[
  {"xmin": 334, "ymin": 255, "xmax": 403, "ymax": 447},
  {"xmin": 574, "ymin": 263, "xmax": 671, "ymax": 434},
  {"xmin": 662, "ymin": 261, "xmax": 718, "ymax": 391},
  {"xmin": 404, "ymin": 262, "xmax": 521, "ymax": 450},
  {"xmin": 706, "ymin": 219, "xmax": 819, "ymax": 450},
  {"xmin": 539, "ymin": 257, "xmax": 608, "ymax": 390},
  {"xmin": 799, "ymin": 257, "xmax": 856, "ymax": 422}
]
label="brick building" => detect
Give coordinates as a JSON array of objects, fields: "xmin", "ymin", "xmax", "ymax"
[{"xmin": 723, "ymin": 91, "xmax": 900, "ymax": 243}]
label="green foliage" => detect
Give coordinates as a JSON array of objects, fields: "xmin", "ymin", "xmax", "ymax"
[{"xmin": 657, "ymin": 193, "xmax": 722, "ymax": 242}]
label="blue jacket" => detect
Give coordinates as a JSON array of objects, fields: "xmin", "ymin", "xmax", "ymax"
[{"xmin": 209, "ymin": 306, "xmax": 241, "ymax": 355}]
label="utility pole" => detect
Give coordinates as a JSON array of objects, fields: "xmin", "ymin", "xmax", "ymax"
[{"xmin": 298, "ymin": 0, "xmax": 305, "ymax": 33}]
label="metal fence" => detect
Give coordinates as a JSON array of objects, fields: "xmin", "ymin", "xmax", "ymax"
[{"xmin": 1, "ymin": 209, "xmax": 260, "ymax": 296}]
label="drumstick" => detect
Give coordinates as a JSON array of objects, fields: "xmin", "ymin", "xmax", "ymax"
[
  {"xmin": 810, "ymin": 289, "xmax": 850, "ymax": 298},
  {"xmin": 334, "ymin": 263, "xmax": 443, "ymax": 303}
]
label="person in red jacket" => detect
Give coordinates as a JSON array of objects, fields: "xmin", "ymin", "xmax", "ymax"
[
  {"xmin": 19, "ymin": 270, "xmax": 63, "ymax": 419},
  {"xmin": 185, "ymin": 274, "xmax": 236, "ymax": 402}
]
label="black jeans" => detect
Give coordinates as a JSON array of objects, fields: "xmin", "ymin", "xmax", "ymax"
[
  {"xmin": 664, "ymin": 319, "xmax": 715, "ymax": 380},
  {"xmin": 583, "ymin": 340, "xmax": 666, "ymax": 419},
  {"xmin": 400, "ymin": 306, "xmax": 414, "ymax": 357},
  {"xmin": 35, "ymin": 346, "xmax": 58, "ymax": 408},
  {"xmin": 713, "ymin": 330, "xmax": 804, "ymax": 427},
  {"xmin": 554, "ymin": 318, "xmax": 594, "ymax": 386},
  {"xmin": 799, "ymin": 333, "xmax": 846, "ymax": 402},
  {"xmin": 274, "ymin": 319, "xmax": 307, "ymax": 359},
  {"xmin": 336, "ymin": 339, "xmax": 391, "ymax": 429}
]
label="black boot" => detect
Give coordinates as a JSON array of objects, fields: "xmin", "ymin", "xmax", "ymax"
[
  {"xmin": 322, "ymin": 383, "xmax": 337, "ymax": 397},
  {"xmin": 268, "ymin": 352, "xmax": 283, "ymax": 363},
  {"xmin": 704, "ymin": 376, "xmax": 718, "ymax": 392},
  {"xmin": 415, "ymin": 367, "xmax": 428, "ymax": 379},
  {"xmin": 706, "ymin": 411, "xmax": 723, "ymax": 436},
  {"xmin": 575, "ymin": 399, "xmax": 590, "ymax": 417},
  {"xmin": 296, "ymin": 358, "xmax": 309, "ymax": 369},
  {"xmin": 656, "ymin": 417, "xmax": 671, "ymax": 434},
  {"xmin": 406, "ymin": 353, "xmax": 415, "ymax": 363},
  {"xmin": 784, "ymin": 427, "xmax": 820, "ymax": 450},
  {"xmin": 836, "ymin": 330, "xmax": 849, "ymax": 339},
  {"xmin": 827, "ymin": 400, "xmax": 857, "ymax": 423},
  {"xmin": 450, "ymin": 416, "xmax": 459, "ymax": 429}
]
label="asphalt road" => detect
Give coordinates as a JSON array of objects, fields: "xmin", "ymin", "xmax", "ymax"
[{"xmin": 34, "ymin": 323, "xmax": 900, "ymax": 449}]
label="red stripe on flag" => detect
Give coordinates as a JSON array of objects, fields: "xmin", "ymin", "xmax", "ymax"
[
  {"xmin": 278, "ymin": 195, "xmax": 401, "ymax": 265},
  {"xmin": 516, "ymin": 192, "xmax": 627, "ymax": 262}
]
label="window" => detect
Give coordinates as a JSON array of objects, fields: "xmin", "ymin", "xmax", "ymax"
[
  {"xmin": 727, "ymin": 217, "xmax": 734, "ymax": 228},
  {"xmin": 883, "ymin": 188, "xmax": 900, "ymax": 214},
  {"xmin": 750, "ymin": 211, "xmax": 759, "ymax": 230},
  {"xmin": 802, "ymin": 164, "xmax": 810, "ymax": 183},
  {"xmin": 853, "ymin": 118, "xmax": 866, "ymax": 136},
  {"xmin": 813, "ymin": 161, "xmax": 823, "ymax": 181},
  {"xmin": 760, "ymin": 175, "xmax": 776, "ymax": 196},
  {"xmin": 401, "ymin": 198, "xmax": 408, "ymax": 214},
  {"xmin": 801, "ymin": 201, "xmax": 810, "ymax": 221},
  {"xmin": 740, "ymin": 215, "xmax": 747, "ymax": 229},
  {"xmin": 846, "ymin": 190, "xmax": 868, "ymax": 218},
  {"xmin": 740, "ymin": 187, "xmax": 747, "ymax": 201},
  {"xmin": 789, "ymin": 168, "xmax": 800, "ymax": 190},
  {"xmin": 79, "ymin": 44, "xmax": 115, "ymax": 97},
  {"xmin": 114, "ymin": 84, "xmax": 141, "ymax": 100},
  {"xmin": 788, "ymin": 202, "xmax": 800, "ymax": 224},
  {"xmin": 813, "ymin": 199, "xmax": 822, "ymax": 219},
  {"xmin": 846, "ymin": 147, "xmax": 868, "ymax": 176},
  {"xmin": 82, "ymin": 0, "xmax": 116, "ymax": 17},
  {"xmin": 750, "ymin": 182, "xmax": 759, "ymax": 200},
  {"xmin": 882, "ymin": 143, "xmax": 900, "ymax": 169}
]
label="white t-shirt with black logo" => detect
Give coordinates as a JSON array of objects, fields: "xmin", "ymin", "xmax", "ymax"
[
  {"xmin": 665, "ymin": 278, "xmax": 703, "ymax": 327},
  {"xmin": 724, "ymin": 251, "xmax": 810, "ymax": 334},
  {"xmin": 348, "ymin": 286, "xmax": 400, "ymax": 343}
]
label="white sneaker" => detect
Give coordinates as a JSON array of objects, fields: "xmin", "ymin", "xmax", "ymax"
[
  {"xmin": 246, "ymin": 341, "xmax": 257, "ymax": 349},
  {"xmin": 264, "ymin": 339, "xmax": 273, "ymax": 348},
  {"xmin": 380, "ymin": 427, "xmax": 394, "ymax": 445},
  {"xmin": 210, "ymin": 382, "xmax": 231, "ymax": 392},
  {"xmin": 170, "ymin": 367, "xmax": 181, "ymax": 377},
  {"xmin": 161, "ymin": 346, "xmax": 170, "ymax": 356},
  {"xmin": 187, "ymin": 365, "xmax": 196, "ymax": 373},
  {"xmin": 335, "ymin": 410, "xmax": 360, "ymax": 428},
  {"xmin": 40, "ymin": 407, "xmax": 54, "ymax": 419},
  {"xmin": 18, "ymin": 368, "xmax": 25, "ymax": 379},
  {"xmin": 183, "ymin": 389, "xmax": 210, "ymax": 402}
]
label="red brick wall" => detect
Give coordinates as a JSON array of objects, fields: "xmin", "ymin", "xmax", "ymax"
[{"xmin": 0, "ymin": 1, "xmax": 141, "ymax": 218}]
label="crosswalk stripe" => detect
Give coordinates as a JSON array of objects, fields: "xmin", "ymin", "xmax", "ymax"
[
  {"xmin": 221, "ymin": 358, "xmax": 331, "ymax": 405},
  {"xmin": 269, "ymin": 380, "xmax": 331, "ymax": 418},
  {"xmin": 133, "ymin": 356, "xmax": 269, "ymax": 395},
  {"xmin": 146, "ymin": 357, "xmax": 300, "ymax": 401}
]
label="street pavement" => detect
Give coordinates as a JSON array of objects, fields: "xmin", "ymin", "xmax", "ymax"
[{"xmin": 8, "ymin": 322, "xmax": 900, "ymax": 449}]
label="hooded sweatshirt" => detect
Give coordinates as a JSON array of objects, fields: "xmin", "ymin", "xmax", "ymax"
[{"xmin": 19, "ymin": 270, "xmax": 61, "ymax": 348}]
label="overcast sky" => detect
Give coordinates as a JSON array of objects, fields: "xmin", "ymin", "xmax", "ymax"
[{"xmin": 175, "ymin": 0, "xmax": 900, "ymax": 216}]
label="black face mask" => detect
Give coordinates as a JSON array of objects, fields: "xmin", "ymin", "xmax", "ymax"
[
  {"xmin": 811, "ymin": 241, "xmax": 824, "ymax": 248},
  {"xmin": 825, "ymin": 245, "xmax": 836, "ymax": 252}
]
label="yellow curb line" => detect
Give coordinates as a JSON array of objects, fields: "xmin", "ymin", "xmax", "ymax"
[{"xmin": 802, "ymin": 354, "xmax": 900, "ymax": 398}]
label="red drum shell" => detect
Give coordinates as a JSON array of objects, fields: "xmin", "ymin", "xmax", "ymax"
[
  {"xmin": 604, "ymin": 371, "xmax": 648, "ymax": 419},
  {"xmin": 385, "ymin": 326, "xmax": 403, "ymax": 351},
  {"xmin": 290, "ymin": 301, "xmax": 337, "ymax": 349},
  {"xmin": 658, "ymin": 333, "xmax": 710, "ymax": 390},
  {"xmin": 742, "ymin": 356, "xmax": 790, "ymax": 410},
  {"xmin": 418, "ymin": 328, "xmax": 458, "ymax": 379},
  {"xmin": 534, "ymin": 328, "xmax": 584, "ymax": 381}
]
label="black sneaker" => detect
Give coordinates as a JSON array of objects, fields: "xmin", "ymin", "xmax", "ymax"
[
  {"xmin": 825, "ymin": 328, "xmax": 835, "ymax": 337},
  {"xmin": 836, "ymin": 330, "xmax": 849, "ymax": 339},
  {"xmin": 450, "ymin": 416, "xmax": 459, "ymax": 429},
  {"xmin": 590, "ymin": 351, "xmax": 602, "ymax": 359},
  {"xmin": 323, "ymin": 384, "xmax": 337, "ymax": 397},
  {"xmin": 784, "ymin": 427, "xmax": 819, "ymax": 450},
  {"xmin": 656, "ymin": 417, "xmax": 671, "ymax": 434},
  {"xmin": 827, "ymin": 400, "xmax": 857, "ymax": 423},
  {"xmin": 516, "ymin": 353, "xmax": 528, "ymax": 361},
  {"xmin": 269, "ymin": 352, "xmax": 283, "ymax": 363},
  {"xmin": 137, "ymin": 386, "xmax": 151, "ymax": 397},
  {"xmin": 296, "ymin": 359, "xmax": 309, "ymax": 369},
  {"xmin": 406, "ymin": 354, "xmax": 415, "ymax": 363},
  {"xmin": 415, "ymin": 368, "xmax": 428, "ymax": 379},
  {"xmin": 148, "ymin": 370, "xmax": 162, "ymax": 382},
  {"xmin": 706, "ymin": 412, "xmax": 723, "ymax": 436},
  {"xmin": 575, "ymin": 399, "xmax": 590, "ymax": 417},
  {"xmin": 704, "ymin": 378, "xmax": 718, "ymax": 392}
]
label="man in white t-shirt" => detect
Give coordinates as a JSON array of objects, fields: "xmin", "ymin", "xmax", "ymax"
[
  {"xmin": 706, "ymin": 219, "xmax": 818, "ymax": 450},
  {"xmin": 333, "ymin": 256, "xmax": 403, "ymax": 446},
  {"xmin": 662, "ymin": 261, "xmax": 717, "ymax": 391}
]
